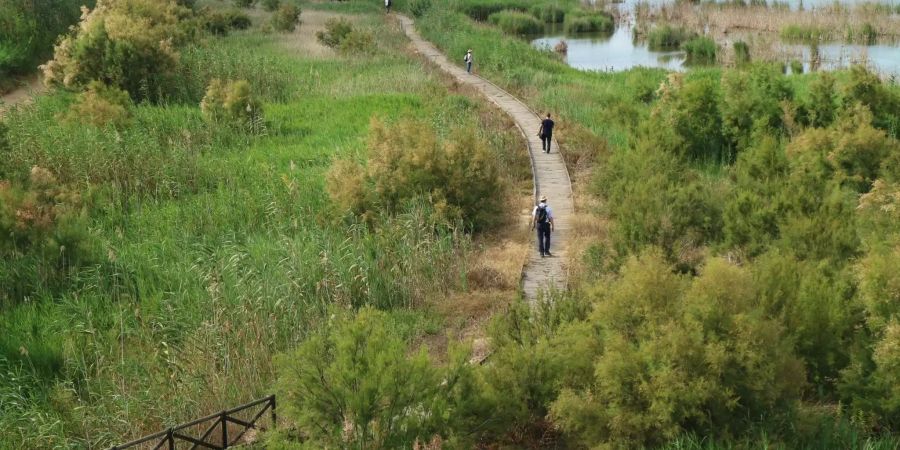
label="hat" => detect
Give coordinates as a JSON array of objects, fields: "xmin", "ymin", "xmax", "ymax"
[
  {"xmin": 467, "ymin": 49, "xmax": 472, "ymax": 52},
  {"xmin": 539, "ymin": 195, "xmax": 547, "ymax": 202}
]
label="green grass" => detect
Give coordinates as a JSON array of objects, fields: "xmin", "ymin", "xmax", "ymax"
[
  {"xmin": 0, "ymin": 13, "xmax": 526, "ymax": 447},
  {"xmin": 647, "ymin": 25, "xmax": 694, "ymax": 50},
  {"xmin": 563, "ymin": 10, "xmax": 614, "ymax": 34},
  {"xmin": 488, "ymin": 10, "xmax": 545, "ymax": 35}
]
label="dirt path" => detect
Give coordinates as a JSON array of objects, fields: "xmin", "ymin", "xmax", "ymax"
[
  {"xmin": 397, "ymin": 15, "xmax": 574, "ymax": 301},
  {"xmin": 0, "ymin": 74, "xmax": 45, "ymax": 118}
]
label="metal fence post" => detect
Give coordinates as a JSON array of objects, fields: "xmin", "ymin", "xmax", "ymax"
[
  {"xmin": 270, "ymin": 395, "xmax": 277, "ymax": 428},
  {"xmin": 221, "ymin": 412, "xmax": 228, "ymax": 448}
]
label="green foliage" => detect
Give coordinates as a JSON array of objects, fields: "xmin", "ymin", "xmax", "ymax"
[
  {"xmin": 780, "ymin": 24, "xmax": 827, "ymax": 43},
  {"xmin": 40, "ymin": 0, "xmax": 194, "ymax": 102},
  {"xmin": 62, "ymin": 81, "xmax": 134, "ymax": 129},
  {"xmin": 327, "ymin": 118, "xmax": 502, "ymax": 230},
  {"xmin": 488, "ymin": 10, "xmax": 544, "ymax": 35},
  {"xmin": 550, "ymin": 253, "xmax": 805, "ymax": 448},
  {"xmin": 790, "ymin": 59, "xmax": 804, "ymax": 74},
  {"xmin": 0, "ymin": 0, "xmax": 91, "ymax": 77},
  {"xmin": 804, "ymin": 72, "xmax": 837, "ymax": 128},
  {"xmin": 647, "ymin": 25, "xmax": 693, "ymax": 50},
  {"xmin": 200, "ymin": 79, "xmax": 263, "ymax": 132},
  {"xmin": 271, "ymin": 4, "xmax": 301, "ymax": 32},
  {"xmin": 733, "ymin": 40, "xmax": 750, "ymax": 66},
  {"xmin": 562, "ymin": 10, "xmax": 613, "ymax": 34},
  {"xmin": 654, "ymin": 74, "xmax": 726, "ymax": 161},
  {"xmin": 262, "ymin": 0, "xmax": 281, "ymax": 12},
  {"xmin": 272, "ymin": 308, "xmax": 463, "ymax": 448},
  {"xmin": 233, "ymin": 0, "xmax": 257, "ymax": 8},
  {"xmin": 456, "ymin": 0, "xmax": 530, "ymax": 21},
  {"xmin": 201, "ymin": 8, "xmax": 252, "ymax": 35},
  {"xmin": 597, "ymin": 125, "xmax": 723, "ymax": 269},
  {"xmin": 408, "ymin": 0, "xmax": 433, "ymax": 17},
  {"xmin": 530, "ymin": 4, "xmax": 565, "ymax": 23},
  {"xmin": 843, "ymin": 65, "xmax": 900, "ymax": 138},
  {"xmin": 720, "ymin": 64, "xmax": 793, "ymax": 152},
  {"xmin": 316, "ymin": 18, "xmax": 354, "ymax": 47},
  {"xmin": 682, "ymin": 36, "xmax": 717, "ymax": 65},
  {"xmin": 0, "ymin": 167, "xmax": 94, "ymax": 302}
]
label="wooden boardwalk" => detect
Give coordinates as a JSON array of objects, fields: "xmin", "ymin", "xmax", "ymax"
[{"xmin": 398, "ymin": 15, "xmax": 574, "ymax": 300}]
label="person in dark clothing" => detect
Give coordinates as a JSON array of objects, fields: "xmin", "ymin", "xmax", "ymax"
[
  {"xmin": 464, "ymin": 49, "xmax": 473, "ymax": 74},
  {"xmin": 385, "ymin": 0, "xmax": 392, "ymax": 12},
  {"xmin": 532, "ymin": 195, "xmax": 555, "ymax": 257},
  {"xmin": 538, "ymin": 113, "xmax": 554, "ymax": 153}
]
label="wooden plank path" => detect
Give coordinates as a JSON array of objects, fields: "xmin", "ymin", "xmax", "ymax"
[{"xmin": 398, "ymin": 15, "xmax": 574, "ymax": 300}]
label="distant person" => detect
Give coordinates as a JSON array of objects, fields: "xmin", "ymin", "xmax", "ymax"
[
  {"xmin": 385, "ymin": 0, "xmax": 391, "ymax": 13},
  {"xmin": 532, "ymin": 195, "xmax": 555, "ymax": 257},
  {"xmin": 538, "ymin": 112, "xmax": 554, "ymax": 153},
  {"xmin": 464, "ymin": 49, "xmax": 473, "ymax": 74}
]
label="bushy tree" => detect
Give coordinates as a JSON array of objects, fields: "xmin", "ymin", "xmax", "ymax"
[
  {"xmin": 550, "ymin": 252, "xmax": 805, "ymax": 448},
  {"xmin": 40, "ymin": 0, "xmax": 194, "ymax": 101},
  {"xmin": 271, "ymin": 4, "xmax": 300, "ymax": 32},
  {"xmin": 720, "ymin": 64, "xmax": 793, "ymax": 152},
  {"xmin": 327, "ymin": 118, "xmax": 502, "ymax": 230},
  {"xmin": 200, "ymin": 79, "xmax": 263, "ymax": 132},
  {"xmin": 62, "ymin": 81, "xmax": 133, "ymax": 128},
  {"xmin": 722, "ymin": 136, "xmax": 788, "ymax": 256},
  {"xmin": 271, "ymin": 308, "xmax": 463, "ymax": 448},
  {"xmin": 597, "ymin": 125, "xmax": 722, "ymax": 269},
  {"xmin": 0, "ymin": 167, "xmax": 93, "ymax": 302},
  {"xmin": 804, "ymin": 72, "xmax": 837, "ymax": 128},
  {"xmin": 653, "ymin": 74, "xmax": 726, "ymax": 161},
  {"xmin": 842, "ymin": 65, "xmax": 900, "ymax": 138}
]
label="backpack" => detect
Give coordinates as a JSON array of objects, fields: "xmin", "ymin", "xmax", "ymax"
[{"xmin": 536, "ymin": 205, "xmax": 548, "ymax": 224}]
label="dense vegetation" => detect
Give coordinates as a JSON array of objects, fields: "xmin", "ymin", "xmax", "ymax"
[
  {"xmin": 0, "ymin": 0, "xmax": 96, "ymax": 87},
  {"xmin": 271, "ymin": 1, "xmax": 900, "ymax": 448},
  {"xmin": 0, "ymin": 0, "xmax": 527, "ymax": 447},
  {"xmin": 4, "ymin": 0, "xmax": 900, "ymax": 448}
]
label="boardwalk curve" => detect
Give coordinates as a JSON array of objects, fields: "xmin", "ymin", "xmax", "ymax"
[{"xmin": 398, "ymin": 15, "xmax": 574, "ymax": 300}]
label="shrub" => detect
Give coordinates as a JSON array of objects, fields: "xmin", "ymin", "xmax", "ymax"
[
  {"xmin": 653, "ymin": 74, "xmax": 726, "ymax": 162},
  {"xmin": 316, "ymin": 18, "xmax": 353, "ymax": 47},
  {"xmin": 61, "ymin": 81, "xmax": 133, "ymax": 129},
  {"xmin": 339, "ymin": 29, "xmax": 376, "ymax": 54},
  {"xmin": 40, "ymin": 0, "xmax": 194, "ymax": 102},
  {"xmin": 733, "ymin": 40, "xmax": 750, "ymax": 65},
  {"xmin": 327, "ymin": 118, "xmax": 502, "ymax": 230},
  {"xmin": 233, "ymin": 0, "xmax": 256, "ymax": 8},
  {"xmin": 805, "ymin": 72, "xmax": 837, "ymax": 128},
  {"xmin": 0, "ymin": 167, "xmax": 93, "ymax": 301},
  {"xmin": 261, "ymin": 0, "xmax": 280, "ymax": 12},
  {"xmin": 201, "ymin": 8, "xmax": 252, "ymax": 35},
  {"xmin": 720, "ymin": 64, "xmax": 793, "ymax": 151},
  {"xmin": 682, "ymin": 36, "xmax": 716, "ymax": 64},
  {"xmin": 530, "ymin": 4, "xmax": 565, "ymax": 23},
  {"xmin": 272, "ymin": 308, "xmax": 464, "ymax": 447},
  {"xmin": 790, "ymin": 59, "xmax": 804, "ymax": 74},
  {"xmin": 200, "ymin": 79, "xmax": 263, "ymax": 132},
  {"xmin": 563, "ymin": 11, "xmax": 614, "ymax": 34},
  {"xmin": 780, "ymin": 24, "xmax": 827, "ymax": 42},
  {"xmin": 488, "ymin": 10, "xmax": 544, "ymax": 35},
  {"xmin": 647, "ymin": 25, "xmax": 693, "ymax": 49},
  {"xmin": 549, "ymin": 253, "xmax": 806, "ymax": 448},
  {"xmin": 843, "ymin": 65, "xmax": 900, "ymax": 138},
  {"xmin": 271, "ymin": 4, "xmax": 300, "ymax": 32}
]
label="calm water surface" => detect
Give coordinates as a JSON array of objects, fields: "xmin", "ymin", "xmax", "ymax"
[{"xmin": 532, "ymin": 0, "xmax": 900, "ymax": 75}]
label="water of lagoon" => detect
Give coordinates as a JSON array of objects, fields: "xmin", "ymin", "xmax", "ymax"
[
  {"xmin": 532, "ymin": 0, "xmax": 900, "ymax": 76},
  {"xmin": 532, "ymin": 27, "xmax": 900, "ymax": 76}
]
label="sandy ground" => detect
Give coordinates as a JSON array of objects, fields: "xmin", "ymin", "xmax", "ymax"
[{"xmin": 0, "ymin": 74, "xmax": 46, "ymax": 118}]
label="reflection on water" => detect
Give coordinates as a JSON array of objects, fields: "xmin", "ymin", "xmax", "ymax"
[
  {"xmin": 532, "ymin": 26, "xmax": 900, "ymax": 76},
  {"xmin": 532, "ymin": 27, "xmax": 686, "ymax": 72}
]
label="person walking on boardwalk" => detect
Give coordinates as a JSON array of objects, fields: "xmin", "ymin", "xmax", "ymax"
[
  {"xmin": 464, "ymin": 49, "xmax": 473, "ymax": 74},
  {"xmin": 532, "ymin": 195, "xmax": 555, "ymax": 257},
  {"xmin": 538, "ymin": 112, "xmax": 554, "ymax": 153}
]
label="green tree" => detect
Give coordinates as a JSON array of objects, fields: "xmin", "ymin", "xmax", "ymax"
[
  {"xmin": 721, "ymin": 64, "xmax": 793, "ymax": 152},
  {"xmin": 272, "ymin": 308, "xmax": 461, "ymax": 448}
]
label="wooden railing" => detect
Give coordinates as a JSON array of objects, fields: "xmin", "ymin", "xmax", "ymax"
[{"xmin": 109, "ymin": 395, "xmax": 276, "ymax": 450}]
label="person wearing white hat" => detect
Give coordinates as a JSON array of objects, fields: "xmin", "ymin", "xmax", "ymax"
[
  {"xmin": 464, "ymin": 49, "xmax": 473, "ymax": 74},
  {"xmin": 531, "ymin": 194, "xmax": 554, "ymax": 257}
]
